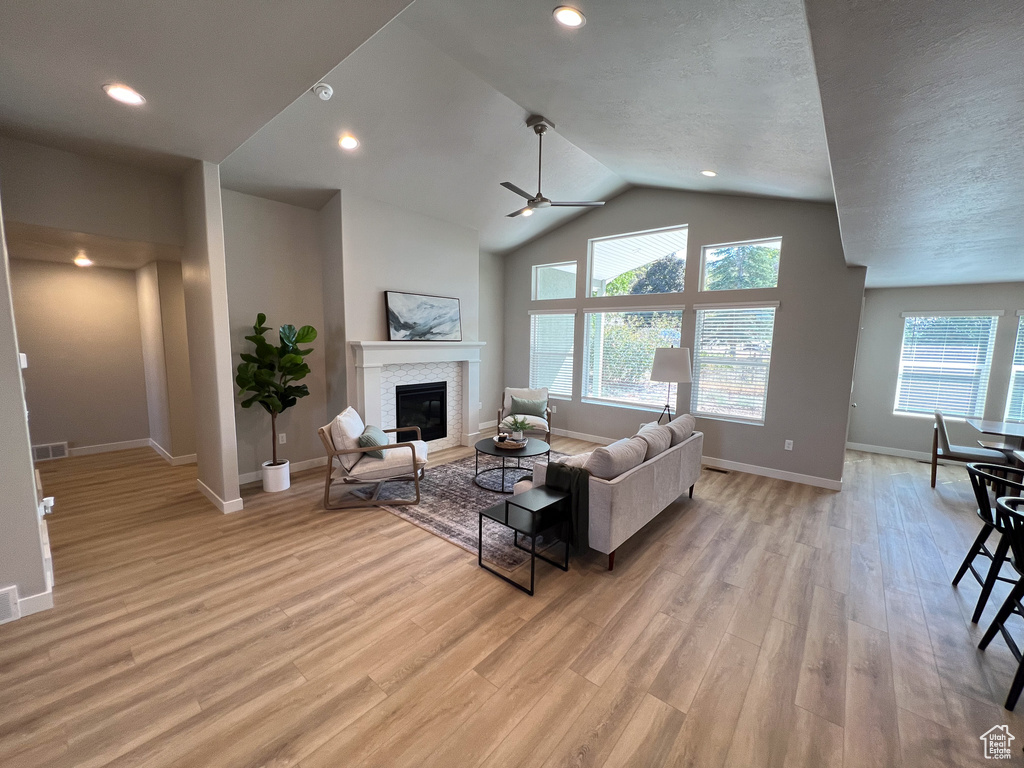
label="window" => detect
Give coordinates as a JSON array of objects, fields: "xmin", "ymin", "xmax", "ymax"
[
  {"xmin": 701, "ymin": 237, "xmax": 781, "ymax": 291},
  {"xmin": 589, "ymin": 226, "xmax": 688, "ymax": 297},
  {"xmin": 583, "ymin": 309, "xmax": 683, "ymax": 407},
  {"xmin": 1005, "ymin": 315, "xmax": 1024, "ymax": 422},
  {"xmin": 533, "ymin": 262, "xmax": 577, "ymax": 300},
  {"xmin": 529, "ymin": 312, "xmax": 575, "ymax": 397},
  {"xmin": 894, "ymin": 313, "xmax": 999, "ymax": 418},
  {"xmin": 691, "ymin": 305, "xmax": 777, "ymax": 424}
]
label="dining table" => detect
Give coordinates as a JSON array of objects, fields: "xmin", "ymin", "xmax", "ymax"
[{"xmin": 967, "ymin": 418, "xmax": 1024, "ymax": 448}]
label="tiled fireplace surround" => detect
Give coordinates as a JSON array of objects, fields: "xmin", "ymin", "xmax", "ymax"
[{"xmin": 349, "ymin": 341, "xmax": 486, "ymax": 450}]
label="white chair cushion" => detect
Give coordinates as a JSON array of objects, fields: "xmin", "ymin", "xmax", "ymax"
[
  {"xmin": 341, "ymin": 439, "xmax": 429, "ymax": 481},
  {"xmin": 941, "ymin": 444, "xmax": 1009, "ymax": 463},
  {"xmin": 501, "ymin": 387, "xmax": 549, "ymax": 418},
  {"xmin": 331, "ymin": 407, "xmax": 365, "ymax": 470},
  {"xmin": 500, "ymin": 414, "xmax": 549, "ymax": 432}
]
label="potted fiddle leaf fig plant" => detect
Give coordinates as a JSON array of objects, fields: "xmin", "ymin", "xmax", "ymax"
[{"xmin": 235, "ymin": 313, "xmax": 318, "ymax": 492}]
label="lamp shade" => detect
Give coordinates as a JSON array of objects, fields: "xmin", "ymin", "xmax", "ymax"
[{"xmin": 651, "ymin": 347, "xmax": 692, "ymax": 383}]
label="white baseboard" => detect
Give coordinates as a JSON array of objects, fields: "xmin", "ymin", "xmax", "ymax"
[
  {"xmin": 19, "ymin": 589, "xmax": 53, "ymax": 617},
  {"xmin": 845, "ymin": 442, "xmax": 939, "ymax": 463},
  {"xmin": 238, "ymin": 456, "xmax": 327, "ymax": 486},
  {"xmin": 68, "ymin": 438, "xmax": 152, "ymax": 457},
  {"xmin": 702, "ymin": 455, "xmax": 843, "ymax": 491},
  {"xmin": 478, "ymin": 419, "xmax": 498, "ymax": 430},
  {"xmin": 550, "ymin": 427, "xmax": 616, "ymax": 446},
  {"xmin": 149, "ymin": 440, "xmax": 197, "ymax": 466},
  {"xmin": 197, "ymin": 479, "xmax": 244, "ymax": 514}
]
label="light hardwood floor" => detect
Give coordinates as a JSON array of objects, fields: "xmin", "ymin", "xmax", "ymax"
[{"xmin": 2, "ymin": 443, "xmax": 1023, "ymax": 766}]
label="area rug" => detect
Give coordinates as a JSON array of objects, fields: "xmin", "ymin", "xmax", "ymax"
[{"xmin": 354, "ymin": 450, "xmax": 568, "ymax": 570}]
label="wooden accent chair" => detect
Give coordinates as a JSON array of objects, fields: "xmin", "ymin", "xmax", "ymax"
[
  {"xmin": 930, "ymin": 410, "xmax": 1007, "ymax": 487},
  {"xmin": 979, "ymin": 496, "xmax": 1024, "ymax": 710},
  {"xmin": 318, "ymin": 408, "xmax": 428, "ymax": 510},
  {"xmin": 497, "ymin": 387, "xmax": 552, "ymax": 443}
]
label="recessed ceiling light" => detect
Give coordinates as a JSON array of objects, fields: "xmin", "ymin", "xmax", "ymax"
[
  {"xmin": 553, "ymin": 6, "xmax": 586, "ymax": 28},
  {"xmin": 74, "ymin": 252, "xmax": 93, "ymax": 267},
  {"xmin": 521, "ymin": 208, "xmax": 534, "ymax": 217},
  {"xmin": 338, "ymin": 135, "xmax": 359, "ymax": 151},
  {"xmin": 700, "ymin": 170, "xmax": 717, "ymax": 177},
  {"xmin": 103, "ymin": 83, "xmax": 146, "ymax": 106}
]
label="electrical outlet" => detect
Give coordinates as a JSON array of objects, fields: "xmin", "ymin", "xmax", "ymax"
[
  {"xmin": 279, "ymin": 433, "xmax": 287, "ymax": 445},
  {"xmin": 784, "ymin": 439, "xmax": 793, "ymax": 451},
  {"xmin": 551, "ymin": 404, "xmax": 557, "ymax": 413}
]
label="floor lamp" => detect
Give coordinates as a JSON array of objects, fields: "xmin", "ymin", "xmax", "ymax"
[{"xmin": 651, "ymin": 347, "xmax": 692, "ymax": 424}]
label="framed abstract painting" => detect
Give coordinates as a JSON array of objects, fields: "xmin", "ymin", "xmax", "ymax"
[{"xmin": 385, "ymin": 291, "xmax": 463, "ymax": 341}]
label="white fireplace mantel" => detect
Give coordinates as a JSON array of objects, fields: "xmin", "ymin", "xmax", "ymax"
[{"xmin": 349, "ymin": 341, "xmax": 486, "ymax": 446}]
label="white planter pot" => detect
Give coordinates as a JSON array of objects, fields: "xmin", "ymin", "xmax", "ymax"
[
  {"xmin": 262, "ymin": 460, "xmax": 290, "ymax": 492},
  {"xmin": 512, "ymin": 431, "xmax": 524, "ymax": 442}
]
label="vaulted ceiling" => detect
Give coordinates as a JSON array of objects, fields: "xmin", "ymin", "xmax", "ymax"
[{"xmin": 0, "ymin": 0, "xmax": 1021, "ymax": 286}]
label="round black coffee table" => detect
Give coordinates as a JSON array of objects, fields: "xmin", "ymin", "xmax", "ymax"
[{"xmin": 474, "ymin": 437, "xmax": 551, "ymax": 493}]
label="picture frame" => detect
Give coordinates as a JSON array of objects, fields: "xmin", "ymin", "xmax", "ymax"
[{"xmin": 385, "ymin": 291, "xmax": 463, "ymax": 342}]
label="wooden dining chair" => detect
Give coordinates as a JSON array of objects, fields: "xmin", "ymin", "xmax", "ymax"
[
  {"xmin": 931, "ymin": 410, "xmax": 1008, "ymax": 487},
  {"xmin": 979, "ymin": 496, "xmax": 1024, "ymax": 710}
]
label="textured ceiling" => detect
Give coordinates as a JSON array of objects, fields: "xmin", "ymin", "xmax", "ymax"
[
  {"xmin": 806, "ymin": 0, "xmax": 1024, "ymax": 287},
  {"xmin": 0, "ymin": 0, "xmax": 412, "ymax": 168}
]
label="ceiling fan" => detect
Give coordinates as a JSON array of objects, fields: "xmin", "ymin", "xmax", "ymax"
[{"xmin": 501, "ymin": 115, "xmax": 605, "ymax": 218}]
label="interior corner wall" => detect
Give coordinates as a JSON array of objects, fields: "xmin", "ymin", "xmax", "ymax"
[
  {"xmin": 503, "ymin": 187, "xmax": 866, "ymax": 485},
  {"xmin": 339, "ymin": 194, "xmax": 480, "ymax": 407},
  {"xmin": 10, "ymin": 259, "xmax": 150, "ymax": 449},
  {"xmin": 479, "ymin": 250, "xmax": 505, "ymax": 424},
  {"xmin": 0, "ymin": 204, "xmax": 48, "ymax": 603},
  {"xmin": 0, "ymin": 134, "xmax": 183, "ymax": 246},
  {"xmin": 317, "ymin": 192, "xmax": 346, "ymax": 420},
  {"xmin": 182, "ymin": 161, "xmax": 241, "ymax": 512},
  {"xmin": 137, "ymin": 262, "xmax": 172, "ymax": 452},
  {"xmin": 222, "ymin": 189, "xmax": 328, "ymax": 479},
  {"xmin": 849, "ymin": 282, "xmax": 1024, "ymax": 457}
]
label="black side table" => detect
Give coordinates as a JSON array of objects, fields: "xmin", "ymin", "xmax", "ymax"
[{"xmin": 478, "ymin": 487, "xmax": 570, "ymax": 595}]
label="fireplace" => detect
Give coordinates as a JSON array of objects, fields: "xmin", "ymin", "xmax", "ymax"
[{"xmin": 396, "ymin": 382, "xmax": 447, "ymax": 442}]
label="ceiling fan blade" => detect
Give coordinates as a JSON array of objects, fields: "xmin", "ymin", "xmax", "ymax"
[
  {"xmin": 506, "ymin": 206, "xmax": 532, "ymax": 218},
  {"xmin": 549, "ymin": 201, "xmax": 606, "ymax": 207},
  {"xmin": 501, "ymin": 181, "xmax": 535, "ymax": 200}
]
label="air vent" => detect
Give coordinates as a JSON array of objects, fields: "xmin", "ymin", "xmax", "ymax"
[
  {"xmin": 0, "ymin": 586, "xmax": 19, "ymax": 625},
  {"xmin": 32, "ymin": 442, "xmax": 68, "ymax": 462}
]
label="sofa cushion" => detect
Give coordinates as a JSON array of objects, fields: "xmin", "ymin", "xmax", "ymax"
[
  {"xmin": 584, "ymin": 437, "xmax": 646, "ymax": 480},
  {"xmin": 666, "ymin": 414, "xmax": 696, "ymax": 447},
  {"xmin": 561, "ymin": 451, "xmax": 592, "ymax": 468},
  {"xmin": 331, "ymin": 407, "xmax": 365, "ymax": 470},
  {"xmin": 636, "ymin": 423, "xmax": 672, "ymax": 460},
  {"xmin": 357, "ymin": 425, "xmax": 389, "ymax": 460},
  {"xmin": 511, "ymin": 395, "xmax": 547, "ymax": 418}
]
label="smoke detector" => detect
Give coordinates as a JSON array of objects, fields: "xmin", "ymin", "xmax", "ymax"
[{"xmin": 312, "ymin": 83, "xmax": 333, "ymax": 101}]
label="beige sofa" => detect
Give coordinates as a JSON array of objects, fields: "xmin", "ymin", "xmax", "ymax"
[{"xmin": 521, "ymin": 414, "xmax": 703, "ymax": 570}]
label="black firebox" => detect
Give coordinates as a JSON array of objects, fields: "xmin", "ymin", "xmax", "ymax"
[{"xmin": 395, "ymin": 382, "xmax": 447, "ymax": 442}]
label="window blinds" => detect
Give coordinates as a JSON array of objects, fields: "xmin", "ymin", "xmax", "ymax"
[
  {"xmin": 894, "ymin": 314, "xmax": 999, "ymax": 418},
  {"xmin": 529, "ymin": 313, "xmax": 575, "ymax": 396},
  {"xmin": 582, "ymin": 310, "xmax": 683, "ymax": 406},
  {"xmin": 1005, "ymin": 316, "xmax": 1024, "ymax": 422},
  {"xmin": 691, "ymin": 306, "xmax": 777, "ymax": 423}
]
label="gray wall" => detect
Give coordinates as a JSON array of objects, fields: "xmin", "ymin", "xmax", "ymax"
[
  {"xmin": 182, "ymin": 162, "xmax": 241, "ymax": 511},
  {"xmin": 222, "ymin": 190, "xmax": 328, "ymax": 478},
  {"xmin": 317, "ymin": 192, "xmax": 347, "ymax": 420},
  {"xmin": 849, "ymin": 282, "xmax": 1024, "ymax": 456},
  {"xmin": 0, "ymin": 134, "xmax": 183, "ymax": 246},
  {"xmin": 503, "ymin": 187, "xmax": 865, "ymax": 484},
  {"xmin": 479, "ymin": 250, "xmax": 505, "ymax": 423},
  {"xmin": 0, "ymin": 206, "xmax": 48, "ymax": 602},
  {"xmin": 11, "ymin": 259, "xmax": 150, "ymax": 449}
]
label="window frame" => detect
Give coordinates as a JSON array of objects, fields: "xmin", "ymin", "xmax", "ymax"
[
  {"xmin": 1004, "ymin": 312, "xmax": 1024, "ymax": 423},
  {"xmin": 580, "ymin": 305, "xmax": 685, "ymax": 411},
  {"xmin": 586, "ymin": 224, "xmax": 689, "ymax": 299},
  {"xmin": 531, "ymin": 260, "xmax": 578, "ymax": 301},
  {"xmin": 699, "ymin": 236, "xmax": 783, "ymax": 293},
  {"xmin": 892, "ymin": 310, "xmax": 1002, "ymax": 420},
  {"xmin": 528, "ymin": 309, "xmax": 577, "ymax": 399},
  {"xmin": 690, "ymin": 301, "xmax": 779, "ymax": 426}
]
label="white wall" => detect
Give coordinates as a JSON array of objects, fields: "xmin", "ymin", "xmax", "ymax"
[
  {"xmin": 504, "ymin": 187, "xmax": 865, "ymax": 485},
  {"xmin": 182, "ymin": 162, "xmax": 241, "ymax": 512},
  {"xmin": 222, "ymin": 190, "xmax": 328, "ymax": 479},
  {"xmin": 11, "ymin": 259, "xmax": 150, "ymax": 449},
  {"xmin": 0, "ymin": 203, "xmax": 49, "ymax": 608},
  {"xmin": 849, "ymin": 282, "xmax": 1024, "ymax": 456},
  {"xmin": 479, "ymin": 250, "xmax": 505, "ymax": 424},
  {"xmin": 317, "ymin": 192, "xmax": 347, "ymax": 420},
  {"xmin": 0, "ymin": 135, "xmax": 183, "ymax": 246},
  {"xmin": 339, "ymin": 194, "xmax": 480, "ymax": 406}
]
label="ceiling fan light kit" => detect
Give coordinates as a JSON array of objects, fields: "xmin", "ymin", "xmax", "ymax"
[{"xmin": 501, "ymin": 114, "xmax": 606, "ymax": 218}]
